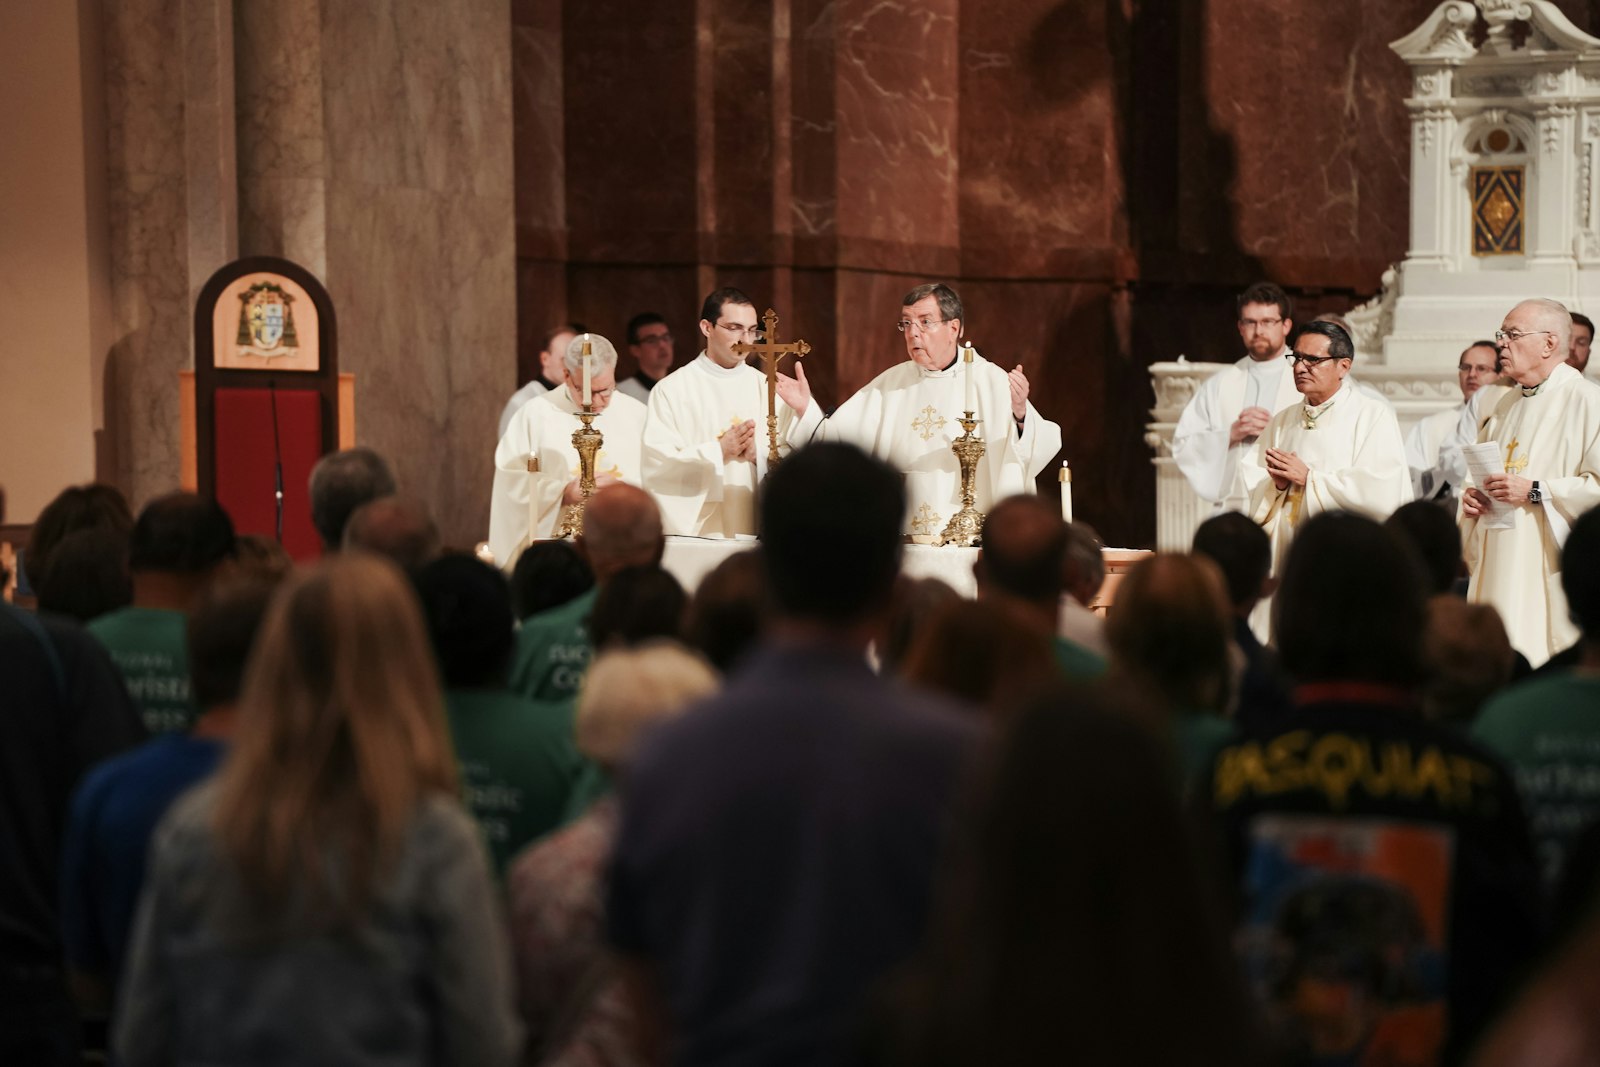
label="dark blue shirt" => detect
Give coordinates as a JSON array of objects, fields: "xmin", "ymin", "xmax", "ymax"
[
  {"xmin": 607, "ymin": 641, "xmax": 981, "ymax": 1067},
  {"xmin": 60, "ymin": 733, "xmax": 226, "ymax": 986}
]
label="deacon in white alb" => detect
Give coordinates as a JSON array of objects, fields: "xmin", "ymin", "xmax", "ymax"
[
  {"xmin": 1463, "ymin": 299, "xmax": 1600, "ymax": 666},
  {"xmin": 640, "ymin": 287, "xmax": 810, "ymax": 537},
  {"xmin": 776, "ymin": 282, "xmax": 1061, "ymax": 539},
  {"xmin": 1239, "ymin": 320, "xmax": 1412, "ymax": 637},
  {"xmin": 1172, "ymin": 282, "xmax": 1302, "ymax": 513},
  {"xmin": 487, "ymin": 333, "xmax": 647, "ymax": 567},
  {"xmin": 1405, "ymin": 340, "xmax": 1501, "ymax": 504}
]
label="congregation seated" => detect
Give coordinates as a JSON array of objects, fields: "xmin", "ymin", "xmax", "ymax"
[
  {"xmin": 878, "ymin": 574, "xmax": 960, "ymax": 674},
  {"xmin": 23, "ymin": 482, "xmax": 134, "ymax": 597},
  {"xmin": 35, "ymin": 525, "xmax": 132, "ymax": 622},
  {"xmin": 414, "ymin": 553, "xmax": 584, "ymax": 877},
  {"xmin": 115, "ymin": 555, "xmax": 520, "ymax": 1066},
  {"xmin": 1058, "ymin": 519, "xmax": 1108, "ymax": 656},
  {"xmin": 506, "ymin": 644, "xmax": 718, "ymax": 1066}
]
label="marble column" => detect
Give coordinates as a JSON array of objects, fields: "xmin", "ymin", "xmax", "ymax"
[{"xmin": 317, "ymin": 0, "xmax": 516, "ymax": 548}]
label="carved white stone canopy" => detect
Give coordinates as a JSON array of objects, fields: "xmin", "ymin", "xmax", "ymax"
[{"xmin": 1393, "ymin": 0, "xmax": 1600, "ymax": 61}]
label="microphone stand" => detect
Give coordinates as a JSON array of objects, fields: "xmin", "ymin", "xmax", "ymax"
[{"xmin": 268, "ymin": 379, "xmax": 284, "ymax": 543}]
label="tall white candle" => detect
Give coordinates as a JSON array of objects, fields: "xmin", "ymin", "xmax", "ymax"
[
  {"xmin": 1060, "ymin": 461, "xmax": 1073, "ymax": 523},
  {"xmin": 963, "ymin": 343, "xmax": 975, "ymax": 414},
  {"xmin": 581, "ymin": 336, "xmax": 593, "ymax": 407}
]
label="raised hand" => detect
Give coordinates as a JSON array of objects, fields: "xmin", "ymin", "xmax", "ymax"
[
  {"xmin": 775, "ymin": 362, "xmax": 811, "ymax": 417},
  {"xmin": 1008, "ymin": 364, "xmax": 1030, "ymax": 421}
]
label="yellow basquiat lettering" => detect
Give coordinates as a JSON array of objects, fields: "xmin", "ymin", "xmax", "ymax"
[{"xmin": 1215, "ymin": 732, "xmax": 1497, "ymax": 810}]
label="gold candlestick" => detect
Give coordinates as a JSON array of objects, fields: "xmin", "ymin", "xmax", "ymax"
[
  {"xmin": 936, "ymin": 413, "xmax": 985, "ymax": 547},
  {"xmin": 557, "ymin": 408, "xmax": 603, "ymax": 538}
]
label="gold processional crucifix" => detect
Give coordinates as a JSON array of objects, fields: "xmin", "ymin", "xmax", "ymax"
[{"xmin": 731, "ymin": 308, "xmax": 810, "ymax": 469}]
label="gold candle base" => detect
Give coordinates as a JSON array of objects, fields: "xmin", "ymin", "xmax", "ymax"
[
  {"xmin": 557, "ymin": 408, "xmax": 602, "ymax": 538},
  {"xmin": 936, "ymin": 413, "xmax": 985, "ymax": 547}
]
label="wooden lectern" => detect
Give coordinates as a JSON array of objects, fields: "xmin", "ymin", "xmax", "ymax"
[{"xmin": 185, "ymin": 257, "xmax": 350, "ymax": 560}]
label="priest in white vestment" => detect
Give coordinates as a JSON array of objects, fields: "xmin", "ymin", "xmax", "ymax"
[
  {"xmin": 640, "ymin": 288, "xmax": 810, "ymax": 537},
  {"xmin": 488, "ymin": 333, "xmax": 647, "ymax": 568},
  {"xmin": 1463, "ymin": 299, "xmax": 1600, "ymax": 666},
  {"xmin": 1240, "ymin": 321, "xmax": 1412, "ymax": 639},
  {"xmin": 776, "ymin": 282, "xmax": 1062, "ymax": 539},
  {"xmin": 1405, "ymin": 340, "xmax": 1500, "ymax": 503},
  {"xmin": 1173, "ymin": 284, "xmax": 1303, "ymax": 512}
]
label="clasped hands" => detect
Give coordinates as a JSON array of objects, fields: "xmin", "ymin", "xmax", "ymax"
[
  {"xmin": 1462, "ymin": 473, "xmax": 1535, "ymax": 517},
  {"xmin": 718, "ymin": 419, "xmax": 758, "ymax": 463},
  {"xmin": 774, "ymin": 362, "xmax": 1033, "ymax": 421},
  {"xmin": 1231, "ymin": 406, "xmax": 1272, "ymax": 447},
  {"xmin": 1264, "ymin": 447, "xmax": 1309, "ymax": 491}
]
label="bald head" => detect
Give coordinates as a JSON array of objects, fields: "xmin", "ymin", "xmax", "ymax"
[
  {"xmin": 977, "ymin": 496, "xmax": 1067, "ymax": 609},
  {"xmin": 579, "ymin": 484, "xmax": 664, "ymax": 581},
  {"xmin": 1499, "ymin": 299, "xmax": 1572, "ymax": 387},
  {"xmin": 342, "ymin": 496, "xmax": 440, "ymax": 571}
]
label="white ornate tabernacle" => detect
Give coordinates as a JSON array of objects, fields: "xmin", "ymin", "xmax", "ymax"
[{"xmin": 1146, "ymin": 0, "xmax": 1600, "ymax": 551}]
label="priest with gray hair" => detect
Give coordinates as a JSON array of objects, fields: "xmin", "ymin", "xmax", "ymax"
[
  {"xmin": 1462, "ymin": 297, "xmax": 1600, "ymax": 666},
  {"xmin": 488, "ymin": 333, "xmax": 649, "ymax": 568}
]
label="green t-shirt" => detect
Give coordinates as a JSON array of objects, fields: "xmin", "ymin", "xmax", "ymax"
[
  {"xmin": 1473, "ymin": 672, "xmax": 1600, "ymax": 889},
  {"xmin": 87, "ymin": 606, "xmax": 193, "ymax": 735},
  {"xmin": 508, "ymin": 587, "xmax": 598, "ymax": 702},
  {"xmin": 445, "ymin": 688, "xmax": 585, "ymax": 877},
  {"xmin": 1054, "ymin": 636, "xmax": 1108, "ymax": 682},
  {"xmin": 1171, "ymin": 712, "xmax": 1233, "ymax": 797}
]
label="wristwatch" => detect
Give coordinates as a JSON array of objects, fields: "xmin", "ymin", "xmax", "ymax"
[{"xmin": 1529, "ymin": 480, "xmax": 1542, "ymax": 505}]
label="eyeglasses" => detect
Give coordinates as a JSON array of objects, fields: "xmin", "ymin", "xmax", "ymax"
[
  {"xmin": 1494, "ymin": 328, "xmax": 1552, "ymax": 344},
  {"xmin": 1239, "ymin": 317, "xmax": 1284, "ymax": 332},
  {"xmin": 715, "ymin": 322, "xmax": 763, "ymax": 339},
  {"xmin": 1458, "ymin": 363, "xmax": 1497, "ymax": 373},
  {"xmin": 635, "ymin": 332, "xmax": 673, "ymax": 346},
  {"xmin": 896, "ymin": 317, "xmax": 952, "ymax": 333},
  {"xmin": 1285, "ymin": 352, "xmax": 1344, "ymax": 368}
]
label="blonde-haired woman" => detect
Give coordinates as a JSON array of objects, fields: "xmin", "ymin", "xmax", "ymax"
[
  {"xmin": 116, "ymin": 555, "xmax": 520, "ymax": 1067},
  {"xmin": 507, "ymin": 642, "xmax": 718, "ymax": 1065}
]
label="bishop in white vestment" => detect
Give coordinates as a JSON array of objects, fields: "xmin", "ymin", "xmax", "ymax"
[
  {"xmin": 780, "ymin": 283, "xmax": 1061, "ymax": 538},
  {"xmin": 641, "ymin": 289, "xmax": 809, "ymax": 537},
  {"xmin": 488, "ymin": 334, "xmax": 647, "ymax": 567},
  {"xmin": 1463, "ymin": 300, "xmax": 1600, "ymax": 666},
  {"xmin": 1240, "ymin": 322, "xmax": 1412, "ymax": 638}
]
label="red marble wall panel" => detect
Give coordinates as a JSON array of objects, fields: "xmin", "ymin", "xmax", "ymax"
[
  {"xmin": 957, "ymin": 0, "xmax": 1128, "ymax": 279},
  {"xmin": 831, "ymin": 0, "xmax": 960, "ymax": 275},
  {"xmin": 563, "ymin": 1, "xmax": 700, "ymax": 263}
]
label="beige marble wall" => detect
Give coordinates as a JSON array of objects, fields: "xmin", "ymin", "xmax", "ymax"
[
  {"xmin": 0, "ymin": 0, "xmax": 107, "ymax": 520},
  {"xmin": 320, "ymin": 0, "xmax": 516, "ymax": 548},
  {"xmin": 101, "ymin": 0, "xmax": 515, "ymax": 543},
  {"xmin": 234, "ymin": 0, "xmax": 325, "ymax": 275},
  {"xmin": 102, "ymin": 0, "xmax": 193, "ymax": 508}
]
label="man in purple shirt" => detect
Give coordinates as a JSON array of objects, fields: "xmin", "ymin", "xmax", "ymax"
[{"xmin": 607, "ymin": 443, "xmax": 981, "ymax": 1066}]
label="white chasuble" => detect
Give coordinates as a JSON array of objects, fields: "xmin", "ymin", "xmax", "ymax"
[
  {"xmin": 487, "ymin": 387, "xmax": 648, "ymax": 568},
  {"xmin": 641, "ymin": 354, "xmax": 807, "ymax": 537},
  {"xmin": 1463, "ymin": 363, "xmax": 1600, "ymax": 666},
  {"xmin": 1240, "ymin": 382, "xmax": 1412, "ymax": 639},
  {"xmin": 1172, "ymin": 353, "xmax": 1301, "ymax": 511},
  {"xmin": 792, "ymin": 352, "xmax": 1062, "ymax": 539}
]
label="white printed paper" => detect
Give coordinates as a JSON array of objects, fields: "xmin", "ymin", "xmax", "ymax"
[{"xmin": 1461, "ymin": 442, "xmax": 1515, "ymax": 529}]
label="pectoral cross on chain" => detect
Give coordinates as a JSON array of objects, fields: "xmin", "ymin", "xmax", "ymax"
[
  {"xmin": 731, "ymin": 308, "xmax": 810, "ymax": 469},
  {"xmin": 1505, "ymin": 437, "xmax": 1529, "ymax": 474}
]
